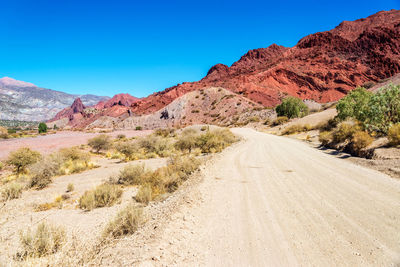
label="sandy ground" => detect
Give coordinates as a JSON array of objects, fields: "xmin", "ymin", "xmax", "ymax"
[
  {"xmin": 98, "ymin": 128, "xmax": 400, "ymax": 266},
  {"xmin": 0, "ymin": 157, "xmax": 167, "ymax": 264},
  {"xmin": 0, "ymin": 130, "xmax": 152, "ymax": 160}
]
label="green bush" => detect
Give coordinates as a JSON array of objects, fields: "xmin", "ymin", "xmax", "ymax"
[
  {"xmin": 88, "ymin": 134, "xmax": 112, "ymax": 153},
  {"xmin": 38, "ymin": 122, "xmax": 48, "ymax": 134},
  {"xmin": 336, "ymin": 84, "xmax": 400, "ymax": 134},
  {"xmin": 135, "ymin": 126, "xmax": 142, "ymax": 131},
  {"xmin": 79, "ymin": 183, "xmax": 123, "ymax": 211},
  {"xmin": 388, "ymin": 123, "xmax": 400, "ymax": 146},
  {"xmin": 336, "ymin": 87, "xmax": 372, "ymax": 122},
  {"xmin": 7, "ymin": 147, "xmax": 41, "ymax": 173},
  {"xmin": 276, "ymin": 97, "xmax": 309, "ymax": 119},
  {"xmin": 365, "ymin": 85, "xmax": 400, "ymax": 133}
]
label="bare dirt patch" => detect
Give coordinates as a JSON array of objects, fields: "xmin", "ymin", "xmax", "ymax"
[{"xmin": 0, "ymin": 130, "xmax": 152, "ymax": 160}]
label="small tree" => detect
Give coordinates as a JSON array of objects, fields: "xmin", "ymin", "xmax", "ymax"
[
  {"xmin": 7, "ymin": 147, "xmax": 41, "ymax": 173},
  {"xmin": 88, "ymin": 134, "xmax": 112, "ymax": 153},
  {"xmin": 276, "ymin": 96, "xmax": 309, "ymax": 119},
  {"xmin": 336, "ymin": 87, "xmax": 372, "ymax": 121},
  {"xmin": 38, "ymin": 122, "xmax": 48, "ymax": 134}
]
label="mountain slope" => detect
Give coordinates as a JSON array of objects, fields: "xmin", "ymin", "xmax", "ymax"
[
  {"xmin": 0, "ymin": 77, "xmax": 109, "ymax": 121},
  {"xmin": 129, "ymin": 10, "xmax": 400, "ymax": 114}
]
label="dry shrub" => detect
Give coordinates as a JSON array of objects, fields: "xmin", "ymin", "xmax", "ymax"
[
  {"xmin": 19, "ymin": 222, "xmax": 65, "ymax": 258},
  {"xmin": 66, "ymin": 183, "xmax": 74, "ymax": 192},
  {"xmin": 59, "ymin": 147, "xmax": 90, "ymax": 163},
  {"xmin": 7, "ymin": 147, "xmax": 41, "ymax": 173},
  {"xmin": 103, "ymin": 204, "xmax": 143, "ymax": 238},
  {"xmin": 174, "ymin": 134, "xmax": 198, "ymax": 153},
  {"xmin": 117, "ymin": 164, "xmax": 148, "ymax": 185},
  {"xmin": 79, "ymin": 183, "xmax": 123, "ymax": 211},
  {"xmin": 88, "ymin": 134, "xmax": 112, "ymax": 153},
  {"xmin": 196, "ymin": 129, "xmax": 237, "ymax": 153},
  {"xmin": 282, "ymin": 124, "xmax": 312, "ymax": 135},
  {"xmin": 1, "ymin": 182, "xmax": 23, "ymax": 201},
  {"xmin": 58, "ymin": 147, "xmax": 93, "ymax": 174},
  {"xmin": 351, "ymin": 131, "xmax": 373, "ymax": 152},
  {"xmin": 0, "ymin": 126, "xmax": 8, "ymax": 139},
  {"xmin": 114, "ymin": 141, "xmax": 137, "ymax": 160},
  {"xmin": 135, "ymin": 184, "xmax": 152, "ymax": 204},
  {"xmin": 116, "ymin": 134, "xmax": 126, "ymax": 140},
  {"xmin": 154, "ymin": 128, "xmax": 175, "ymax": 137},
  {"xmin": 137, "ymin": 135, "xmax": 172, "ymax": 156},
  {"xmin": 319, "ymin": 131, "xmax": 333, "ymax": 146},
  {"xmin": 29, "ymin": 154, "xmax": 63, "ymax": 189},
  {"xmin": 272, "ymin": 116, "xmax": 288, "ymax": 126},
  {"xmin": 388, "ymin": 123, "xmax": 400, "ymax": 146},
  {"xmin": 332, "ymin": 121, "xmax": 361, "ymax": 144}
]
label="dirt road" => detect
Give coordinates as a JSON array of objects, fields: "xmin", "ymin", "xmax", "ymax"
[{"xmin": 127, "ymin": 128, "xmax": 400, "ymax": 266}]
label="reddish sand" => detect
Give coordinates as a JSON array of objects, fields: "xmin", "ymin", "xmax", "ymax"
[{"xmin": 0, "ymin": 130, "xmax": 151, "ymax": 160}]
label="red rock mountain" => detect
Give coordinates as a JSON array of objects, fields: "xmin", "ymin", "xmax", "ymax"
[
  {"xmin": 50, "ymin": 93, "xmax": 140, "ymax": 127},
  {"xmin": 129, "ymin": 10, "xmax": 400, "ymax": 114},
  {"xmin": 52, "ymin": 98, "xmax": 86, "ymax": 121},
  {"xmin": 94, "ymin": 93, "xmax": 140, "ymax": 109}
]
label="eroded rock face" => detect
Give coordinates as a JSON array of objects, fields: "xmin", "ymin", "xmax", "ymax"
[
  {"xmin": 129, "ymin": 10, "xmax": 400, "ymax": 114},
  {"xmin": 94, "ymin": 93, "xmax": 140, "ymax": 109},
  {"xmin": 50, "ymin": 10, "xmax": 400, "ymax": 129}
]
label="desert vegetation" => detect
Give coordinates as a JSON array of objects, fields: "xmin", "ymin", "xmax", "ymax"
[
  {"xmin": 0, "ymin": 126, "xmax": 238, "ymax": 264},
  {"xmin": 18, "ymin": 222, "xmax": 66, "ymax": 259},
  {"xmin": 0, "ymin": 146, "xmax": 95, "ymax": 201},
  {"xmin": 314, "ymin": 84, "xmax": 400, "ymax": 156},
  {"xmin": 276, "ymin": 96, "xmax": 309, "ymax": 119},
  {"xmin": 103, "ymin": 204, "xmax": 143, "ymax": 238},
  {"xmin": 79, "ymin": 183, "xmax": 123, "ymax": 211}
]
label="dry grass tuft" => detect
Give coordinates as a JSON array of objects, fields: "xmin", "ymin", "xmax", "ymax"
[
  {"xmin": 351, "ymin": 131, "xmax": 373, "ymax": 152},
  {"xmin": 18, "ymin": 222, "xmax": 66, "ymax": 259},
  {"xmin": 282, "ymin": 124, "xmax": 313, "ymax": 135},
  {"xmin": 117, "ymin": 164, "xmax": 148, "ymax": 185},
  {"xmin": 79, "ymin": 183, "xmax": 123, "ymax": 211},
  {"xmin": 103, "ymin": 204, "xmax": 143, "ymax": 238},
  {"xmin": 272, "ymin": 116, "xmax": 289, "ymax": 126},
  {"xmin": 1, "ymin": 182, "xmax": 24, "ymax": 201},
  {"xmin": 388, "ymin": 123, "xmax": 400, "ymax": 146},
  {"xmin": 319, "ymin": 131, "xmax": 333, "ymax": 146},
  {"xmin": 66, "ymin": 183, "xmax": 74, "ymax": 192},
  {"xmin": 134, "ymin": 184, "xmax": 152, "ymax": 204}
]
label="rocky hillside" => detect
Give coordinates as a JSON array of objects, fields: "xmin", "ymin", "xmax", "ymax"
[
  {"xmin": 0, "ymin": 77, "xmax": 109, "ymax": 121},
  {"xmin": 50, "ymin": 87, "xmax": 275, "ymax": 129},
  {"xmin": 129, "ymin": 10, "xmax": 400, "ymax": 114}
]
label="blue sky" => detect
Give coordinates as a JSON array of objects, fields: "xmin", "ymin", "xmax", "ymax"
[{"xmin": 1, "ymin": 0, "xmax": 399, "ymax": 97}]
